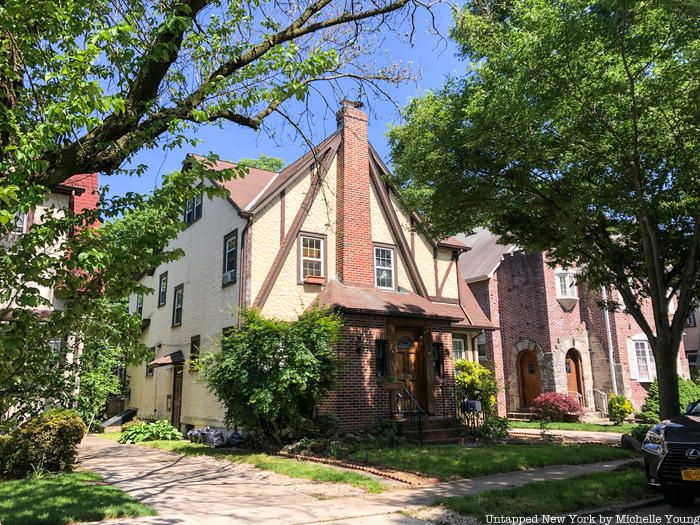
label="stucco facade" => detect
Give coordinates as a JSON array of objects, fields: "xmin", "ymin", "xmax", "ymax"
[{"xmin": 127, "ymin": 101, "xmax": 493, "ymax": 433}]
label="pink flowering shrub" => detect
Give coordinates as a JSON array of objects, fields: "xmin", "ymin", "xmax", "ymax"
[{"xmin": 532, "ymin": 392, "xmax": 583, "ymax": 421}]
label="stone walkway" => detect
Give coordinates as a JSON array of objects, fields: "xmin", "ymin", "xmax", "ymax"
[
  {"xmin": 509, "ymin": 428, "xmax": 623, "ymax": 445},
  {"xmin": 79, "ymin": 435, "xmax": 636, "ymax": 525}
]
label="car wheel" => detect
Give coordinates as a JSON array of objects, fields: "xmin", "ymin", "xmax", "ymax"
[{"xmin": 663, "ymin": 489, "xmax": 696, "ymax": 507}]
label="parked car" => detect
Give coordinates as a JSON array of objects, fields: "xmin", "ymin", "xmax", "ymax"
[{"xmin": 642, "ymin": 399, "xmax": 700, "ymax": 506}]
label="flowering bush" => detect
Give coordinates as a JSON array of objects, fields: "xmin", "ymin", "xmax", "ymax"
[
  {"xmin": 532, "ymin": 392, "xmax": 582, "ymax": 422},
  {"xmin": 607, "ymin": 394, "xmax": 634, "ymax": 424}
]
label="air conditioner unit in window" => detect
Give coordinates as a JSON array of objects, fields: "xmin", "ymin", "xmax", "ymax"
[{"xmin": 223, "ymin": 270, "xmax": 236, "ymax": 284}]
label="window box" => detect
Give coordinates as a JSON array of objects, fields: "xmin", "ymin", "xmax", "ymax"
[{"xmin": 303, "ymin": 275, "xmax": 325, "ymax": 285}]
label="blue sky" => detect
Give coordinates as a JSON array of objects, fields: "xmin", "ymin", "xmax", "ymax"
[{"xmin": 106, "ymin": 5, "xmax": 464, "ymax": 198}]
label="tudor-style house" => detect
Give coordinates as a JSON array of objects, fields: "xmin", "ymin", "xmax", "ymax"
[
  {"xmin": 128, "ymin": 101, "xmax": 494, "ymax": 433},
  {"xmin": 459, "ymin": 228, "xmax": 690, "ymax": 416}
]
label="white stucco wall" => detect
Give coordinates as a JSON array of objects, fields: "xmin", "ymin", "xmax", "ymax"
[{"xmin": 127, "ymin": 185, "xmax": 246, "ymax": 428}]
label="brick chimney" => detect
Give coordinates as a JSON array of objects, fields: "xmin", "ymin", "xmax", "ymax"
[{"xmin": 335, "ymin": 100, "xmax": 374, "ymax": 285}]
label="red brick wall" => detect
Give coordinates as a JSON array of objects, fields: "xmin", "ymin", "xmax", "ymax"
[
  {"xmin": 335, "ymin": 102, "xmax": 374, "ymax": 286},
  {"xmin": 65, "ymin": 173, "xmax": 99, "ymax": 214},
  {"xmin": 319, "ymin": 314, "xmax": 457, "ymax": 432}
]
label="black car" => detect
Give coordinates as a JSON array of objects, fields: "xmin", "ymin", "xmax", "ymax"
[{"xmin": 642, "ymin": 399, "xmax": 700, "ymax": 506}]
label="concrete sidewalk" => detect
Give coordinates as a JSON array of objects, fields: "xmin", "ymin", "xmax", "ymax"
[{"xmin": 80, "ymin": 435, "xmax": 637, "ymax": 525}]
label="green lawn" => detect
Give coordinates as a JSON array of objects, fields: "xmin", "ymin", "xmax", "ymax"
[
  {"xmin": 0, "ymin": 471, "xmax": 155, "ymax": 525},
  {"xmin": 510, "ymin": 420, "xmax": 636, "ymax": 434},
  {"xmin": 95, "ymin": 434, "xmax": 385, "ymax": 493},
  {"xmin": 438, "ymin": 465, "xmax": 655, "ymax": 519},
  {"xmin": 351, "ymin": 443, "xmax": 636, "ymax": 480}
]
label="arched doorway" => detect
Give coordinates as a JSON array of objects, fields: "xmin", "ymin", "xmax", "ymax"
[
  {"xmin": 519, "ymin": 350, "xmax": 541, "ymax": 407},
  {"xmin": 565, "ymin": 349, "xmax": 584, "ymax": 402}
]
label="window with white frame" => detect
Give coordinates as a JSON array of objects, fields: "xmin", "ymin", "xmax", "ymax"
[
  {"xmin": 172, "ymin": 284, "xmax": 184, "ymax": 327},
  {"xmin": 158, "ymin": 272, "xmax": 168, "ymax": 307},
  {"xmin": 184, "ymin": 186, "xmax": 203, "ymax": 225},
  {"xmin": 223, "ymin": 230, "xmax": 238, "ymax": 285},
  {"xmin": 452, "ymin": 337, "xmax": 466, "ymax": 361},
  {"xmin": 374, "ymin": 246, "xmax": 395, "ymax": 289},
  {"xmin": 299, "ymin": 235, "xmax": 324, "ymax": 280},
  {"xmin": 13, "ymin": 213, "xmax": 27, "ymax": 234},
  {"xmin": 556, "ymin": 271, "xmax": 577, "ymax": 298},
  {"xmin": 628, "ymin": 338, "xmax": 656, "ymax": 382}
]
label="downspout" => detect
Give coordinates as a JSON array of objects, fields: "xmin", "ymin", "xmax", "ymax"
[
  {"xmin": 601, "ymin": 286, "xmax": 619, "ymax": 395},
  {"xmin": 237, "ymin": 216, "xmax": 252, "ymax": 326}
]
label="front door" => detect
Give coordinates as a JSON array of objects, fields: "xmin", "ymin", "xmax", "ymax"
[
  {"xmin": 171, "ymin": 366, "xmax": 183, "ymax": 430},
  {"xmin": 395, "ymin": 331, "xmax": 427, "ymax": 410},
  {"xmin": 565, "ymin": 349, "xmax": 584, "ymax": 399},
  {"xmin": 519, "ymin": 350, "xmax": 541, "ymax": 407}
]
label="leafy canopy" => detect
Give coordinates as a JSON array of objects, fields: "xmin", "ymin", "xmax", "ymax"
[
  {"xmin": 201, "ymin": 308, "xmax": 342, "ymax": 447},
  {"xmin": 389, "ymin": 0, "xmax": 700, "ymax": 418},
  {"xmin": 237, "ymin": 155, "xmax": 285, "ymax": 172}
]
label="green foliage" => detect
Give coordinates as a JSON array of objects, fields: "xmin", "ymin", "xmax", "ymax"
[
  {"xmin": 640, "ymin": 378, "xmax": 700, "ymax": 422},
  {"xmin": 454, "ymin": 359, "xmax": 499, "ymax": 414},
  {"xmin": 237, "ymin": 155, "xmax": 285, "ymax": 172},
  {"xmin": 607, "ymin": 394, "xmax": 634, "ymax": 425},
  {"xmin": 473, "ymin": 416, "xmax": 510, "ymax": 442},
  {"xmin": 118, "ymin": 420, "xmax": 183, "ymax": 444},
  {"xmin": 121, "ymin": 418, "xmax": 144, "ymax": 432},
  {"xmin": 630, "ymin": 424, "xmax": 654, "ymax": 444},
  {"xmin": 0, "ymin": 409, "xmax": 86, "ymax": 479},
  {"xmin": 201, "ymin": 308, "xmax": 342, "ymax": 447},
  {"xmin": 389, "ymin": 0, "xmax": 700, "ymax": 420}
]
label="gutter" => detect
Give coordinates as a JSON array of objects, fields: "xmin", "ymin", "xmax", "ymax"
[{"xmin": 237, "ymin": 218, "xmax": 252, "ymax": 325}]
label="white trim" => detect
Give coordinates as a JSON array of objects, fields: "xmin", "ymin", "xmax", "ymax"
[
  {"xmin": 299, "ymin": 235, "xmax": 325, "ymax": 281},
  {"xmin": 374, "ymin": 246, "xmax": 395, "ymax": 290},
  {"xmin": 554, "ymin": 270, "xmax": 577, "ymax": 299}
]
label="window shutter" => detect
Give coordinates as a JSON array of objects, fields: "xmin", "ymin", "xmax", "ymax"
[{"xmin": 627, "ymin": 339, "xmax": 639, "ymax": 380}]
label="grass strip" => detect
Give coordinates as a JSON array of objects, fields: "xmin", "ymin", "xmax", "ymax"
[
  {"xmin": 509, "ymin": 421, "xmax": 636, "ymax": 434},
  {"xmin": 438, "ymin": 465, "xmax": 655, "ymax": 520},
  {"xmin": 352, "ymin": 443, "xmax": 635, "ymax": 480},
  {"xmin": 0, "ymin": 471, "xmax": 155, "ymax": 525}
]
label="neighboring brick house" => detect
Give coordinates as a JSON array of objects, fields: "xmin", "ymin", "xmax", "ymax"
[
  {"xmin": 458, "ymin": 228, "xmax": 690, "ymax": 415},
  {"xmin": 682, "ymin": 308, "xmax": 700, "ymax": 380},
  {"xmin": 127, "ymin": 101, "xmax": 493, "ymax": 433}
]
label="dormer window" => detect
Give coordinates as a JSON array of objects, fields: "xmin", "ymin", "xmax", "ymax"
[
  {"xmin": 299, "ymin": 234, "xmax": 325, "ymax": 284},
  {"xmin": 374, "ymin": 246, "xmax": 395, "ymax": 290}
]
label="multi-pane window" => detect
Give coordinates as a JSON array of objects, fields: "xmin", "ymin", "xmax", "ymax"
[
  {"xmin": 184, "ymin": 187, "xmax": 203, "ymax": 225},
  {"xmin": 453, "ymin": 337, "xmax": 466, "ymax": 361},
  {"xmin": 189, "ymin": 335, "xmax": 200, "ymax": 372},
  {"xmin": 556, "ymin": 272, "xmax": 577, "ymax": 298},
  {"xmin": 477, "ymin": 333, "xmax": 487, "ymax": 363},
  {"xmin": 172, "ymin": 284, "xmax": 184, "ymax": 327},
  {"xmin": 158, "ymin": 272, "xmax": 168, "ymax": 307},
  {"xmin": 223, "ymin": 230, "xmax": 238, "ymax": 285},
  {"xmin": 13, "ymin": 213, "xmax": 26, "ymax": 234},
  {"xmin": 635, "ymin": 340, "xmax": 655, "ymax": 382},
  {"xmin": 374, "ymin": 246, "xmax": 394, "ymax": 289},
  {"xmin": 375, "ymin": 339, "xmax": 388, "ymax": 378},
  {"xmin": 136, "ymin": 293, "xmax": 144, "ymax": 317},
  {"xmin": 300, "ymin": 235, "xmax": 324, "ymax": 280}
]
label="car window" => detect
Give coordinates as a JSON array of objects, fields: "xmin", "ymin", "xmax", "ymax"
[{"xmin": 687, "ymin": 400, "xmax": 700, "ymax": 415}]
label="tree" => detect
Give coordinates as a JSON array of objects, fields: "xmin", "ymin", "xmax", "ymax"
[
  {"xmin": 389, "ymin": 0, "xmax": 700, "ymax": 419},
  {"xmin": 238, "ymin": 155, "xmax": 285, "ymax": 172},
  {"xmin": 201, "ymin": 308, "xmax": 342, "ymax": 447},
  {"xmin": 0, "ymin": 0, "xmax": 423, "ymax": 425}
]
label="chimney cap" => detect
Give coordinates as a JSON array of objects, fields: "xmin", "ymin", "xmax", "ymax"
[{"xmin": 339, "ymin": 98, "xmax": 364, "ymax": 109}]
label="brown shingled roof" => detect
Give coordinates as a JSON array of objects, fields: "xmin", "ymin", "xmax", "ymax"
[
  {"xmin": 457, "ymin": 228, "xmax": 515, "ymax": 282},
  {"xmin": 188, "ymin": 154, "xmax": 278, "ymax": 211}
]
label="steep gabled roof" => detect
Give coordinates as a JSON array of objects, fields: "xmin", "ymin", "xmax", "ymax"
[
  {"xmin": 187, "ymin": 154, "xmax": 277, "ymax": 211},
  {"xmin": 457, "ymin": 228, "xmax": 516, "ymax": 282}
]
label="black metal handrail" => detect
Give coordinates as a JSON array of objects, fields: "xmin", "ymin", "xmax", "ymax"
[{"xmin": 389, "ymin": 384, "xmax": 426, "ymax": 445}]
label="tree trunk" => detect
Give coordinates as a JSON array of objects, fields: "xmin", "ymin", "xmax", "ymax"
[{"xmin": 653, "ymin": 339, "xmax": 681, "ymax": 420}]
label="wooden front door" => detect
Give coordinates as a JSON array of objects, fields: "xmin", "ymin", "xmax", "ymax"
[
  {"xmin": 171, "ymin": 366, "xmax": 183, "ymax": 430},
  {"xmin": 395, "ymin": 331, "xmax": 427, "ymax": 410},
  {"xmin": 519, "ymin": 350, "xmax": 541, "ymax": 407},
  {"xmin": 565, "ymin": 349, "xmax": 584, "ymax": 398}
]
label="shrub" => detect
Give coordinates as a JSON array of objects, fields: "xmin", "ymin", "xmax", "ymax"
[
  {"xmin": 119, "ymin": 420, "xmax": 183, "ymax": 444},
  {"xmin": 201, "ymin": 308, "xmax": 342, "ymax": 447},
  {"xmin": 630, "ymin": 424, "xmax": 653, "ymax": 444},
  {"xmin": 532, "ymin": 392, "xmax": 582, "ymax": 422},
  {"xmin": 640, "ymin": 378, "xmax": 700, "ymax": 422},
  {"xmin": 121, "ymin": 417, "xmax": 144, "ymax": 432},
  {"xmin": 473, "ymin": 416, "xmax": 510, "ymax": 442},
  {"xmin": 1, "ymin": 409, "xmax": 86, "ymax": 479},
  {"xmin": 454, "ymin": 359, "xmax": 499, "ymax": 414},
  {"xmin": 608, "ymin": 394, "xmax": 634, "ymax": 424}
]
